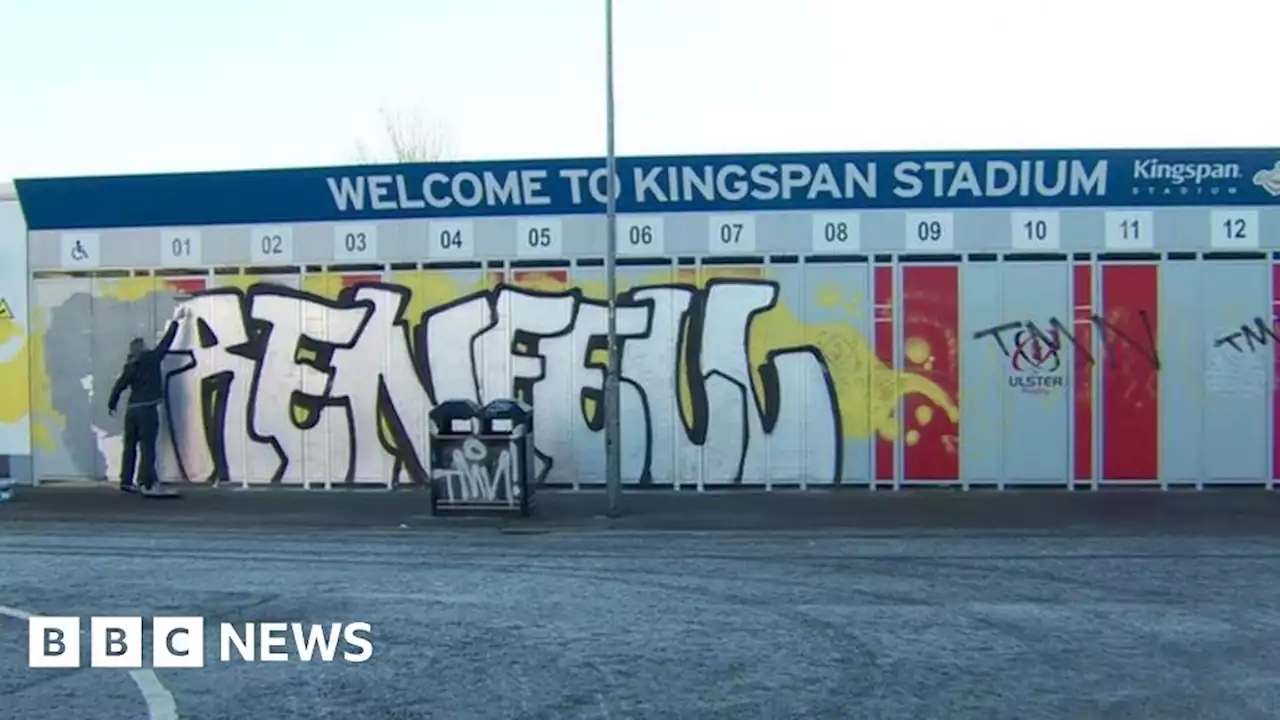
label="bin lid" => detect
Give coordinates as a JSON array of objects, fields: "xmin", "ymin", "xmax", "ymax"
[
  {"xmin": 480, "ymin": 399, "xmax": 533, "ymax": 433},
  {"xmin": 429, "ymin": 398, "xmax": 483, "ymax": 421},
  {"xmin": 481, "ymin": 398, "xmax": 532, "ymax": 417}
]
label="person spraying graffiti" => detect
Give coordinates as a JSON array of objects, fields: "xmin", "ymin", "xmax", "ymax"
[{"xmin": 107, "ymin": 306, "xmax": 190, "ymax": 496}]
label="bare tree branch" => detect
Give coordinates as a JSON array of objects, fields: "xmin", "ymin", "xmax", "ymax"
[{"xmin": 352, "ymin": 106, "xmax": 453, "ymax": 164}]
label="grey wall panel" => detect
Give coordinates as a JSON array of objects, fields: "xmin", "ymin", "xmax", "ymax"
[
  {"xmin": 1198, "ymin": 261, "xmax": 1270, "ymax": 482},
  {"xmin": 999, "ymin": 262, "xmax": 1071, "ymax": 484},
  {"xmin": 959, "ymin": 262, "xmax": 1004, "ymax": 483}
]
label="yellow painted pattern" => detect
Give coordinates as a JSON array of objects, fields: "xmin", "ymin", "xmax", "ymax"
[{"xmin": 0, "ymin": 309, "xmax": 34, "ymax": 430}]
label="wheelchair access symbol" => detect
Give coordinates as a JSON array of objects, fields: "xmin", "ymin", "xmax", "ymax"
[{"xmin": 63, "ymin": 235, "xmax": 97, "ymax": 266}]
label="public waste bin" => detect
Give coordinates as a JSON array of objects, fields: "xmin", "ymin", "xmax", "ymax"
[
  {"xmin": 478, "ymin": 399, "xmax": 536, "ymax": 517},
  {"xmin": 428, "ymin": 399, "xmax": 482, "ymax": 515}
]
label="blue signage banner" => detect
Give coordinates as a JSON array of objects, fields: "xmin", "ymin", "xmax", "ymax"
[{"xmin": 15, "ymin": 148, "xmax": 1280, "ymax": 230}]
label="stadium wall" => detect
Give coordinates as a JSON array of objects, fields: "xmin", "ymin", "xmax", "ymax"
[{"xmin": 11, "ymin": 150, "xmax": 1280, "ymax": 490}]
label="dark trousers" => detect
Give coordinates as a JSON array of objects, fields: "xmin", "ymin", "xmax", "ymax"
[{"xmin": 121, "ymin": 404, "xmax": 160, "ymax": 489}]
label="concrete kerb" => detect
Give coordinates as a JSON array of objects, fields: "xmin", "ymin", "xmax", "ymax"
[{"xmin": 5, "ymin": 482, "xmax": 1280, "ymax": 535}]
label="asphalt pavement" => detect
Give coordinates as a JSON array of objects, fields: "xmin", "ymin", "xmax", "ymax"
[{"xmin": 3, "ymin": 484, "xmax": 1280, "ymax": 719}]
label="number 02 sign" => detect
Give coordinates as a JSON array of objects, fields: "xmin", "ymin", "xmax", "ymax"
[{"xmin": 250, "ymin": 226, "xmax": 294, "ymax": 263}]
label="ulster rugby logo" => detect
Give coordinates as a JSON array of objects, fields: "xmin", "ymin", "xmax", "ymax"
[{"xmin": 1253, "ymin": 162, "xmax": 1280, "ymax": 196}]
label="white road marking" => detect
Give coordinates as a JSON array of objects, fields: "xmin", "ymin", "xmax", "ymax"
[{"xmin": 0, "ymin": 604, "xmax": 179, "ymax": 720}]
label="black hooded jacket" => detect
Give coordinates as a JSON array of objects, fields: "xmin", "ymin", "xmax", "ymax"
[{"xmin": 107, "ymin": 321, "xmax": 181, "ymax": 412}]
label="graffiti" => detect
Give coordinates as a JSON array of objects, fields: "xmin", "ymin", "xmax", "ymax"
[
  {"xmin": 972, "ymin": 311, "xmax": 1161, "ymax": 371},
  {"xmin": 28, "ymin": 267, "xmax": 965, "ymax": 489},
  {"xmin": 1213, "ymin": 316, "xmax": 1280, "ymax": 354},
  {"xmin": 158, "ymin": 283, "xmax": 430, "ymax": 486},
  {"xmin": 431, "ymin": 436, "xmax": 518, "ymax": 503},
  {"xmin": 143, "ymin": 277, "xmax": 852, "ymax": 487}
]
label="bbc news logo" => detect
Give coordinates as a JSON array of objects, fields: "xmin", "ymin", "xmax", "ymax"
[{"xmin": 28, "ymin": 616, "xmax": 373, "ymax": 668}]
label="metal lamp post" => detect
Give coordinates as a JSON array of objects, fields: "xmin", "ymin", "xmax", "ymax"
[{"xmin": 603, "ymin": 0, "xmax": 622, "ymax": 517}]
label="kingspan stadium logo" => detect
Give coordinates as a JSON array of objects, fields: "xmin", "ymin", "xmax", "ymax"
[
  {"xmin": 1253, "ymin": 161, "xmax": 1280, "ymax": 197},
  {"xmin": 1131, "ymin": 158, "xmax": 1242, "ymax": 197}
]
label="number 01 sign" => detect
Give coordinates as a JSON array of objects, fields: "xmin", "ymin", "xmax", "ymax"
[{"xmin": 160, "ymin": 229, "xmax": 202, "ymax": 266}]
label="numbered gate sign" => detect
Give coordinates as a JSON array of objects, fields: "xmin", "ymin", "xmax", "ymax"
[
  {"xmin": 707, "ymin": 214, "xmax": 756, "ymax": 253},
  {"xmin": 428, "ymin": 221, "xmax": 475, "ymax": 259},
  {"xmin": 160, "ymin": 229, "xmax": 202, "ymax": 266},
  {"xmin": 1103, "ymin": 211, "xmax": 1154, "ymax": 250},
  {"xmin": 250, "ymin": 226, "xmax": 294, "ymax": 263},
  {"xmin": 811, "ymin": 213, "xmax": 861, "ymax": 252},
  {"xmin": 516, "ymin": 218, "xmax": 563, "ymax": 258},
  {"xmin": 1210, "ymin": 210, "xmax": 1259, "ymax": 249},
  {"xmin": 904, "ymin": 212, "xmax": 954, "ymax": 251},
  {"xmin": 334, "ymin": 224, "xmax": 378, "ymax": 261},
  {"xmin": 618, "ymin": 216, "xmax": 665, "ymax": 255},
  {"xmin": 1009, "ymin": 211, "xmax": 1060, "ymax": 250}
]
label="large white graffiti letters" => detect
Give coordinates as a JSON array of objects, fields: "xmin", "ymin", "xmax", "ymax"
[
  {"xmin": 681, "ymin": 279, "xmax": 838, "ymax": 485},
  {"xmin": 248, "ymin": 287, "xmax": 370, "ymax": 484},
  {"xmin": 328, "ymin": 285, "xmax": 430, "ymax": 484},
  {"xmin": 618, "ymin": 285, "xmax": 694, "ymax": 485},
  {"xmin": 160, "ymin": 277, "xmax": 842, "ymax": 489},
  {"xmin": 162, "ymin": 290, "xmax": 278, "ymax": 483}
]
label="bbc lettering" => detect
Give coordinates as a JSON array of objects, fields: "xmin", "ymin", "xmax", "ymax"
[{"xmin": 28, "ymin": 616, "xmax": 373, "ymax": 668}]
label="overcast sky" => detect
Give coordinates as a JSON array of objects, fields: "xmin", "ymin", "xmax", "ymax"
[{"xmin": 0, "ymin": 0, "xmax": 1276, "ymax": 181}]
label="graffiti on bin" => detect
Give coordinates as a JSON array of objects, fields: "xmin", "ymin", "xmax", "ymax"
[{"xmin": 431, "ymin": 436, "xmax": 519, "ymax": 504}]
